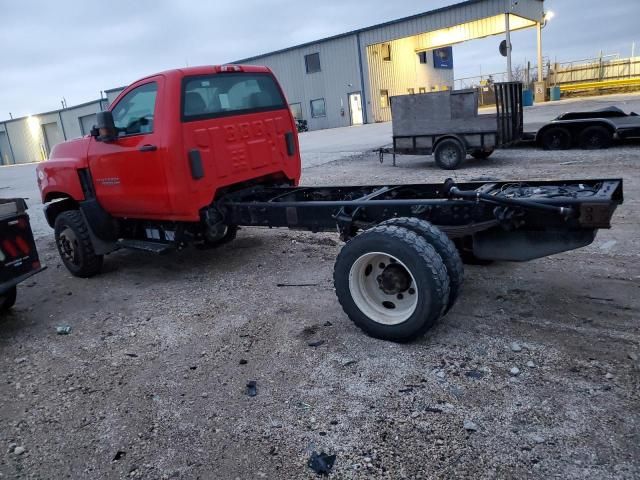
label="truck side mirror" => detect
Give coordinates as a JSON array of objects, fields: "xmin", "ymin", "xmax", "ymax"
[{"xmin": 94, "ymin": 111, "xmax": 117, "ymax": 142}]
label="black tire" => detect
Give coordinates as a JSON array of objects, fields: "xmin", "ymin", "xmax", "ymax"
[
  {"xmin": 197, "ymin": 225, "xmax": 238, "ymax": 250},
  {"xmin": 379, "ymin": 218, "xmax": 463, "ymax": 314},
  {"xmin": 334, "ymin": 225, "xmax": 450, "ymax": 342},
  {"xmin": 578, "ymin": 126, "xmax": 612, "ymax": 150},
  {"xmin": 0, "ymin": 286, "xmax": 17, "ymax": 312},
  {"xmin": 471, "ymin": 149, "xmax": 494, "ymax": 159},
  {"xmin": 540, "ymin": 127, "xmax": 572, "ymax": 150},
  {"xmin": 434, "ymin": 139, "xmax": 465, "ymax": 170},
  {"xmin": 54, "ymin": 210, "xmax": 103, "ymax": 278}
]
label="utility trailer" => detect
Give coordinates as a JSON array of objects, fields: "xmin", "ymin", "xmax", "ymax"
[
  {"xmin": 37, "ymin": 65, "xmax": 624, "ymax": 342},
  {"xmin": 533, "ymin": 106, "xmax": 640, "ymax": 150},
  {"xmin": 380, "ymin": 82, "xmax": 523, "ymax": 170},
  {"xmin": 0, "ymin": 199, "xmax": 45, "ymax": 311}
]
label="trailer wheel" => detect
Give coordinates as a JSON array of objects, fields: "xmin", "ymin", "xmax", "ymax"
[
  {"xmin": 471, "ymin": 149, "xmax": 494, "ymax": 159},
  {"xmin": 434, "ymin": 139, "xmax": 465, "ymax": 170},
  {"xmin": 334, "ymin": 225, "xmax": 450, "ymax": 342},
  {"xmin": 54, "ymin": 210, "xmax": 103, "ymax": 278},
  {"xmin": 540, "ymin": 127, "xmax": 571, "ymax": 150},
  {"xmin": 579, "ymin": 126, "xmax": 612, "ymax": 150},
  {"xmin": 379, "ymin": 217, "xmax": 463, "ymax": 313},
  {"xmin": 0, "ymin": 286, "xmax": 17, "ymax": 312}
]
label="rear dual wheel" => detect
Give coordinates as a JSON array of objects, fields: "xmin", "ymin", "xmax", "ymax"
[{"xmin": 334, "ymin": 220, "xmax": 462, "ymax": 342}]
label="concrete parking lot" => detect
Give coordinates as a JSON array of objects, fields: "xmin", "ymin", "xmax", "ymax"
[{"xmin": 1, "ymin": 94, "xmax": 639, "ymax": 479}]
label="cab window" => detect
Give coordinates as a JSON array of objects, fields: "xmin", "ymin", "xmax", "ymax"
[
  {"xmin": 182, "ymin": 73, "xmax": 286, "ymax": 121},
  {"xmin": 111, "ymin": 82, "xmax": 158, "ymax": 136}
]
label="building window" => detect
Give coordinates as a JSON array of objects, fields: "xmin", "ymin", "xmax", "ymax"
[
  {"xmin": 419, "ymin": 87, "xmax": 427, "ymax": 94},
  {"xmin": 290, "ymin": 103, "xmax": 303, "ymax": 120},
  {"xmin": 310, "ymin": 98, "xmax": 326, "ymax": 118},
  {"xmin": 305, "ymin": 53, "xmax": 321, "ymax": 74},
  {"xmin": 382, "ymin": 43, "xmax": 392, "ymax": 62},
  {"xmin": 418, "ymin": 51, "xmax": 428, "ymax": 64},
  {"xmin": 380, "ymin": 90, "xmax": 390, "ymax": 108},
  {"xmin": 407, "ymin": 88, "xmax": 415, "ymax": 95}
]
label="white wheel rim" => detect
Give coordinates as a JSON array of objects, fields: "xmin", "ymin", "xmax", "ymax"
[{"xmin": 348, "ymin": 252, "xmax": 419, "ymax": 325}]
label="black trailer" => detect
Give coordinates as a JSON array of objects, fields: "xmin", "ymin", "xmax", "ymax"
[
  {"xmin": 215, "ymin": 177, "xmax": 623, "ymax": 341},
  {"xmin": 534, "ymin": 106, "xmax": 640, "ymax": 150},
  {"xmin": 380, "ymin": 82, "xmax": 523, "ymax": 170},
  {"xmin": 0, "ymin": 199, "xmax": 45, "ymax": 311}
]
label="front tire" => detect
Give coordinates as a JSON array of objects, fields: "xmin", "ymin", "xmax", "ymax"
[
  {"xmin": 334, "ymin": 225, "xmax": 450, "ymax": 342},
  {"xmin": 0, "ymin": 286, "xmax": 17, "ymax": 312},
  {"xmin": 54, "ymin": 210, "xmax": 103, "ymax": 278}
]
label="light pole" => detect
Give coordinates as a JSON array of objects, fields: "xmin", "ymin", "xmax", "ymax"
[
  {"xmin": 505, "ymin": 12, "xmax": 512, "ymax": 81},
  {"xmin": 538, "ymin": 11, "xmax": 554, "ymax": 82}
]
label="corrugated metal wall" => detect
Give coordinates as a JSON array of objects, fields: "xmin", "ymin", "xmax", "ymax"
[
  {"xmin": 0, "ymin": 100, "xmax": 105, "ymax": 165},
  {"xmin": 243, "ymin": 35, "xmax": 362, "ymax": 131},
  {"xmin": 105, "ymin": 88, "xmax": 125, "ymax": 107},
  {"xmin": 366, "ymin": 39, "xmax": 455, "ymax": 123},
  {"xmin": 239, "ymin": 0, "xmax": 542, "ymax": 129},
  {"xmin": 358, "ymin": 0, "xmax": 542, "ymax": 124}
]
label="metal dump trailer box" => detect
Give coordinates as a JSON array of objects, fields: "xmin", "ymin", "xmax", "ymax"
[{"xmin": 382, "ymin": 82, "xmax": 523, "ymax": 170}]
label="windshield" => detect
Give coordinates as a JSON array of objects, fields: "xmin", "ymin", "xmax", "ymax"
[{"xmin": 182, "ymin": 73, "xmax": 286, "ymax": 121}]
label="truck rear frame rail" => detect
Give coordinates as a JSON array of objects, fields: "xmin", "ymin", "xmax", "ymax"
[{"xmin": 221, "ymin": 178, "xmax": 622, "ymax": 247}]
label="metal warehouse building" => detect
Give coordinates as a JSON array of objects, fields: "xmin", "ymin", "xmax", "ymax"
[
  {"xmin": 236, "ymin": 0, "xmax": 544, "ymax": 130},
  {"xmin": 0, "ymin": 0, "xmax": 544, "ymax": 165}
]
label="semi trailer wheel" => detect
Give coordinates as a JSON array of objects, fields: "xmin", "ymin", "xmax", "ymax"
[
  {"xmin": 54, "ymin": 210, "xmax": 104, "ymax": 278},
  {"xmin": 579, "ymin": 126, "xmax": 612, "ymax": 149},
  {"xmin": 0, "ymin": 286, "xmax": 17, "ymax": 312},
  {"xmin": 540, "ymin": 127, "xmax": 572, "ymax": 150},
  {"xmin": 333, "ymin": 225, "xmax": 450, "ymax": 342},
  {"xmin": 434, "ymin": 139, "xmax": 465, "ymax": 170},
  {"xmin": 379, "ymin": 217, "xmax": 463, "ymax": 313}
]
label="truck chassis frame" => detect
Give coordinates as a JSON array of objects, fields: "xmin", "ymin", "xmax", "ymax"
[{"xmin": 221, "ymin": 178, "xmax": 621, "ymax": 259}]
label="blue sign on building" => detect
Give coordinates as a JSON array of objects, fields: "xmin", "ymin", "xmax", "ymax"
[{"xmin": 433, "ymin": 47, "xmax": 454, "ymax": 69}]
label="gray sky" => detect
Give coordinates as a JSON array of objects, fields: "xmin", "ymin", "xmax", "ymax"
[{"xmin": 1, "ymin": 0, "xmax": 638, "ymax": 119}]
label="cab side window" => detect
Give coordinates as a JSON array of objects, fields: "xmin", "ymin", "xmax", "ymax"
[{"xmin": 111, "ymin": 82, "xmax": 158, "ymax": 136}]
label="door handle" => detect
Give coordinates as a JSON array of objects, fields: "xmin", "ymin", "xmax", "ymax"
[{"xmin": 139, "ymin": 144, "xmax": 157, "ymax": 152}]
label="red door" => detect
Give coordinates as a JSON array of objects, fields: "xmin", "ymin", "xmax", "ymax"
[{"xmin": 88, "ymin": 77, "xmax": 171, "ymax": 219}]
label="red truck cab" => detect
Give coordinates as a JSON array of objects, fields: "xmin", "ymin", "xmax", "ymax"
[{"xmin": 37, "ymin": 65, "xmax": 301, "ymax": 276}]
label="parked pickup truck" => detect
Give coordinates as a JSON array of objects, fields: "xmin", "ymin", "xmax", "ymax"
[
  {"xmin": 0, "ymin": 198, "xmax": 45, "ymax": 311},
  {"xmin": 35, "ymin": 65, "xmax": 623, "ymax": 342}
]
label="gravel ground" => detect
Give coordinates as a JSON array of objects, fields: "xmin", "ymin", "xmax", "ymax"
[{"xmin": 1, "ymin": 143, "xmax": 639, "ymax": 479}]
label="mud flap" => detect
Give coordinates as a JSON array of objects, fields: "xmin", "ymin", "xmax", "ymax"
[{"xmin": 473, "ymin": 229, "xmax": 597, "ymax": 262}]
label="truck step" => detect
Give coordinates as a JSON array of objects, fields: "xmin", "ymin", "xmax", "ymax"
[{"xmin": 117, "ymin": 239, "xmax": 174, "ymax": 254}]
